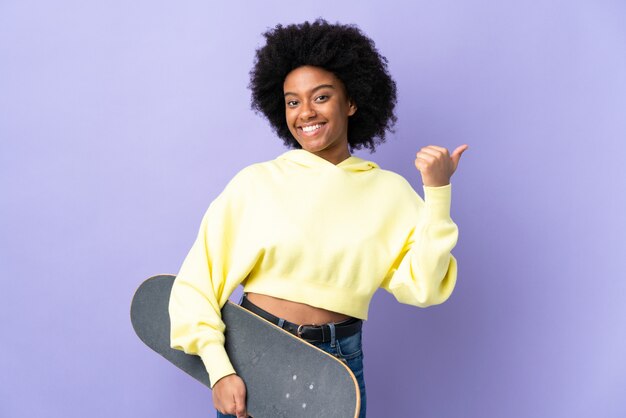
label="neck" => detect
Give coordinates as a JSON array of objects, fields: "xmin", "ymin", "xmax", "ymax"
[{"xmin": 312, "ymin": 146, "xmax": 351, "ymax": 165}]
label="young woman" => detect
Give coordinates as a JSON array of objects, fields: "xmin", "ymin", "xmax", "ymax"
[{"xmin": 168, "ymin": 19, "xmax": 467, "ymax": 418}]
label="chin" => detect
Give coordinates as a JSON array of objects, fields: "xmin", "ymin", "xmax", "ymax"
[
  {"xmin": 302, "ymin": 144, "xmax": 326, "ymax": 152},
  {"xmin": 300, "ymin": 139, "xmax": 332, "ymax": 153}
]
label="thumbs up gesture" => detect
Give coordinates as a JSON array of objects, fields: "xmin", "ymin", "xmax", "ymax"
[{"xmin": 414, "ymin": 144, "xmax": 468, "ymax": 187}]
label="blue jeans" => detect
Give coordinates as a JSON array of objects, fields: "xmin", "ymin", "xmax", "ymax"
[{"xmin": 216, "ymin": 329, "xmax": 367, "ymax": 418}]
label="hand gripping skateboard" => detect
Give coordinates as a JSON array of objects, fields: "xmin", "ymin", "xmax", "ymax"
[{"xmin": 131, "ymin": 274, "xmax": 360, "ymax": 418}]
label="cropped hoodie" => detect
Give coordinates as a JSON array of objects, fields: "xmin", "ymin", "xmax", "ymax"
[{"xmin": 169, "ymin": 149, "xmax": 459, "ymax": 387}]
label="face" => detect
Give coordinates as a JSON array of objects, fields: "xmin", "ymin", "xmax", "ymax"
[{"xmin": 283, "ymin": 65, "xmax": 357, "ymax": 164}]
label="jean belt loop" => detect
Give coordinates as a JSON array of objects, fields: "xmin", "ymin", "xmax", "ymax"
[
  {"xmin": 277, "ymin": 318, "xmax": 285, "ymax": 329},
  {"xmin": 329, "ymin": 322, "xmax": 337, "ymax": 348}
]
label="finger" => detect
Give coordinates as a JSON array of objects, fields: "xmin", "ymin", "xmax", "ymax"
[
  {"xmin": 415, "ymin": 152, "xmax": 436, "ymax": 163},
  {"xmin": 212, "ymin": 393, "xmax": 223, "ymax": 412},
  {"xmin": 418, "ymin": 147, "xmax": 444, "ymax": 158},
  {"xmin": 424, "ymin": 145, "xmax": 449, "ymax": 155},
  {"xmin": 235, "ymin": 393, "xmax": 247, "ymax": 418},
  {"xmin": 451, "ymin": 144, "xmax": 469, "ymax": 157},
  {"xmin": 451, "ymin": 144, "xmax": 469, "ymax": 168},
  {"xmin": 414, "ymin": 158, "xmax": 429, "ymax": 172}
]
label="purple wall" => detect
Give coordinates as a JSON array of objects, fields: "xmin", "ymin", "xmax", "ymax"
[{"xmin": 1, "ymin": 1, "xmax": 625, "ymax": 417}]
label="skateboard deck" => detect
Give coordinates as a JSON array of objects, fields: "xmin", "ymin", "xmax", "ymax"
[{"xmin": 131, "ymin": 274, "xmax": 360, "ymax": 418}]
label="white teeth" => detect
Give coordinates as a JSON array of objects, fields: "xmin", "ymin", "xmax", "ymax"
[{"xmin": 302, "ymin": 124, "xmax": 323, "ymax": 133}]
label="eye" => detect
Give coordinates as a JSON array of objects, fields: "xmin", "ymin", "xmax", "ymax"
[
  {"xmin": 286, "ymin": 100, "xmax": 299, "ymax": 107},
  {"xmin": 315, "ymin": 95, "xmax": 329, "ymax": 102}
]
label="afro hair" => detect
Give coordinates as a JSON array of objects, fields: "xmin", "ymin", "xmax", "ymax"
[{"xmin": 249, "ymin": 18, "xmax": 397, "ymax": 152}]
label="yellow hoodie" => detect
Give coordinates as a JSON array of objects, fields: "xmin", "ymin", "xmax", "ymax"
[{"xmin": 169, "ymin": 149, "xmax": 459, "ymax": 386}]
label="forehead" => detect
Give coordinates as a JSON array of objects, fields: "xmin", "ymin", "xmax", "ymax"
[{"xmin": 283, "ymin": 65, "xmax": 343, "ymax": 93}]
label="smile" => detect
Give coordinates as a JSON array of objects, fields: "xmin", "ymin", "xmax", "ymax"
[{"xmin": 299, "ymin": 123, "xmax": 326, "ymax": 136}]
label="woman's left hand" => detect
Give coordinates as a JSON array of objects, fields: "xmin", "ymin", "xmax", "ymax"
[{"xmin": 414, "ymin": 144, "xmax": 468, "ymax": 187}]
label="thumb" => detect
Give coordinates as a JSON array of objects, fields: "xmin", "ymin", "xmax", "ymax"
[
  {"xmin": 235, "ymin": 394, "xmax": 247, "ymax": 418},
  {"xmin": 451, "ymin": 144, "xmax": 469, "ymax": 169}
]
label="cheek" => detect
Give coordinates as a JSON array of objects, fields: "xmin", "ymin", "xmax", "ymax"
[
  {"xmin": 284, "ymin": 112, "xmax": 298, "ymax": 136},
  {"xmin": 285, "ymin": 109, "xmax": 295, "ymax": 125}
]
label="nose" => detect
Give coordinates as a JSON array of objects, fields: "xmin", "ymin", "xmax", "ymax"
[{"xmin": 299, "ymin": 101, "xmax": 316, "ymax": 120}]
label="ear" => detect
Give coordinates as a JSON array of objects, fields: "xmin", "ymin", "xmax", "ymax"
[{"xmin": 347, "ymin": 98, "xmax": 357, "ymax": 117}]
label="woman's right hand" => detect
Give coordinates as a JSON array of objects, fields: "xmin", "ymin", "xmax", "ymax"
[{"xmin": 212, "ymin": 374, "xmax": 248, "ymax": 418}]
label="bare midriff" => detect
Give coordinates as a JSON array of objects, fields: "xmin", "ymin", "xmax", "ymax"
[{"xmin": 245, "ymin": 292, "xmax": 352, "ymax": 325}]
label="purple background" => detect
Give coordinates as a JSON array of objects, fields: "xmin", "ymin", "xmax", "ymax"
[{"xmin": 1, "ymin": 1, "xmax": 625, "ymax": 417}]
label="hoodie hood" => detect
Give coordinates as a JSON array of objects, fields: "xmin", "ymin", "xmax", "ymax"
[{"xmin": 277, "ymin": 149, "xmax": 379, "ymax": 172}]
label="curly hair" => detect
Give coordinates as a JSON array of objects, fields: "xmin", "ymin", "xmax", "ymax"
[{"xmin": 249, "ymin": 18, "xmax": 397, "ymax": 152}]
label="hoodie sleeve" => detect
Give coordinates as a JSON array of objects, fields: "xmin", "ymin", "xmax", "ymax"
[
  {"xmin": 168, "ymin": 171, "xmax": 253, "ymax": 388},
  {"xmin": 380, "ymin": 184, "xmax": 459, "ymax": 307}
]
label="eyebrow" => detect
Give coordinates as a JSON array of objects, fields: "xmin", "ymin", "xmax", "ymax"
[{"xmin": 284, "ymin": 84, "xmax": 336, "ymax": 97}]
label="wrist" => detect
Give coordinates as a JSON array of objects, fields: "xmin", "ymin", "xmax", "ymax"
[
  {"xmin": 421, "ymin": 175, "xmax": 451, "ymax": 188},
  {"xmin": 214, "ymin": 373, "xmax": 237, "ymax": 386},
  {"xmin": 423, "ymin": 181, "xmax": 450, "ymax": 187}
]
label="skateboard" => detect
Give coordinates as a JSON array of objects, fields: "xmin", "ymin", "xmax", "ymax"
[{"xmin": 131, "ymin": 274, "xmax": 360, "ymax": 418}]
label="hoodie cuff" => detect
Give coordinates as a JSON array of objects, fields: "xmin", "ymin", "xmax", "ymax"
[
  {"xmin": 199, "ymin": 343, "xmax": 237, "ymax": 388},
  {"xmin": 423, "ymin": 184, "xmax": 452, "ymax": 221}
]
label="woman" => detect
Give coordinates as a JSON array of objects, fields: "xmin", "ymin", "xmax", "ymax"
[{"xmin": 168, "ymin": 19, "xmax": 467, "ymax": 418}]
